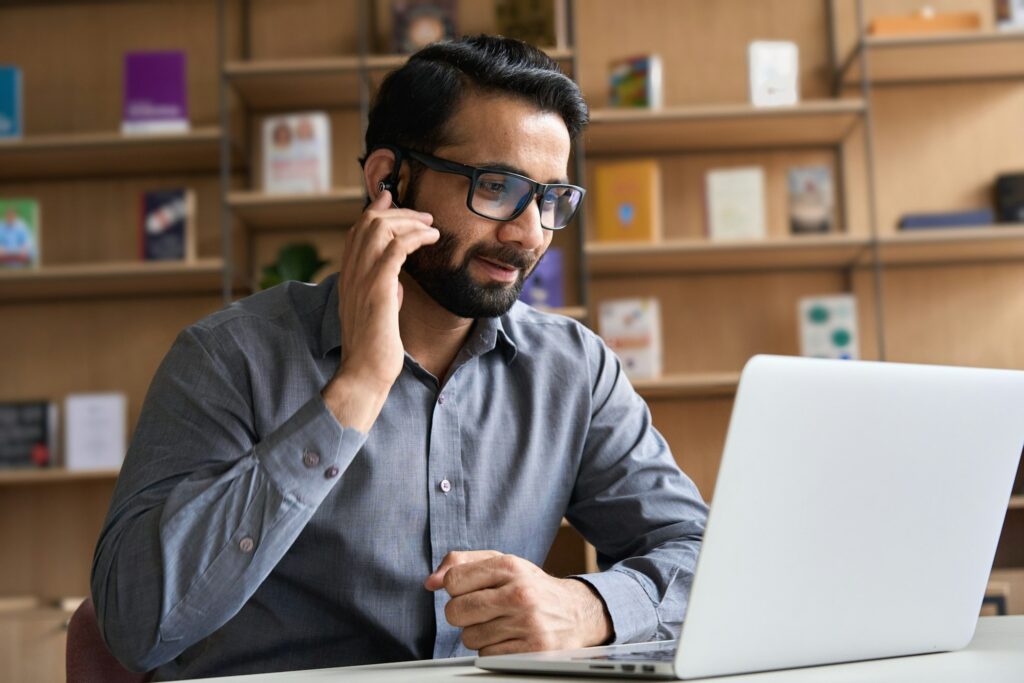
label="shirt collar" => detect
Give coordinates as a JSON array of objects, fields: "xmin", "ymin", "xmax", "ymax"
[{"xmin": 319, "ymin": 275, "xmax": 518, "ymax": 365}]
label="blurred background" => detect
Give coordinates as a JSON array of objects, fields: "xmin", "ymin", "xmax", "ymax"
[{"xmin": 1, "ymin": 1, "xmax": 1023, "ymax": 680}]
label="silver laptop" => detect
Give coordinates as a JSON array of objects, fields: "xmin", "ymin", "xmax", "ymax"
[{"xmin": 477, "ymin": 355, "xmax": 1024, "ymax": 679}]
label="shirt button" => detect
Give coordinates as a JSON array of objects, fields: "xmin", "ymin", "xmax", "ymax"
[
  {"xmin": 239, "ymin": 537, "xmax": 255, "ymax": 553},
  {"xmin": 302, "ymin": 450, "xmax": 320, "ymax": 468},
  {"xmin": 437, "ymin": 394, "xmax": 446, "ymax": 405},
  {"xmin": 325, "ymin": 465, "xmax": 339, "ymax": 479},
  {"xmin": 439, "ymin": 479, "xmax": 452, "ymax": 493}
]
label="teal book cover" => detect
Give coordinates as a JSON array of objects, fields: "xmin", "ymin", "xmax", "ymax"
[{"xmin": 0, "ymin": 65, "xmax": 22, "ymax": 138}]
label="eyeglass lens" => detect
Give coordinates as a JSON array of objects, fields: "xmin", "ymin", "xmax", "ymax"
[{"xmin": 471, "ymin": 172, "xmax": 582, "ymax": 229}]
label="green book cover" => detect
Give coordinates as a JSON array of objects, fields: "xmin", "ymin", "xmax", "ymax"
[{"xmin": 0, "ymin": 198, "xmax": 40, "ymax": 268}]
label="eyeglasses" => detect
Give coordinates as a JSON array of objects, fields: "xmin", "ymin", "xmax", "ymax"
[{"xmin": 397, "ymin": 148, "xmax": 585, "ymax": 231}]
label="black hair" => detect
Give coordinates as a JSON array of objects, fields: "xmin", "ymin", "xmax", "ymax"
[{"xmin": 362, "ymin": 34, "xmax": 589, "ymax": 166}]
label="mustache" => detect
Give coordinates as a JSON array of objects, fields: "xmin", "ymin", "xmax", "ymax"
[{"xmin": 466, "ymin": 244, "xmax": 537, "ymax": 271}]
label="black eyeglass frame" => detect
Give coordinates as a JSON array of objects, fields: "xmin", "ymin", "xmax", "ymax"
[{"xmin": 382, "ymin": 146, "xmax": 585, "ymax": 231}]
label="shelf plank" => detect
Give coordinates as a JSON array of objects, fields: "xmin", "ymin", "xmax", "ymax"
[
  {"xmin": 842, "ymin": 31, "xmax": 1024, "ymax": 86},
  {"xmin": 0, "ymin": 468, "xmax": 119, "ymax": 486},
  {"xmin": 526, "ymin": 305, "xmax": 587, "ymax": 320},
  {"xmin": 584, "ymin": 100, "xmax": 865, "ymax": 154},
  {"xmin": 0, "ymin": 258, "xmax": 226, "ymax": 302},
  {"xmin": 0, "ymin": 128, "xmax": 225, "ymax": 180},
  {"xmin": 225, "ymin": 48, "xmax": 574, "ymax": 111},
  {"xmin": 586, "ymin": 234, "xmax": 870, "ymax": 275},
  {"xmin": 632, "ymin": 373, "xmax": 741, "ymax": 400},
  {"xmin": 1009, "ymin": 496, "xmax": 1024, "ymax": 511},
  {"xmin": 871, "ymin": 226, "xmax": 1024, "ymax": 266},
  {"xmin": 228, "ymin": 189, "xmax": 366, "ymax": 231}
]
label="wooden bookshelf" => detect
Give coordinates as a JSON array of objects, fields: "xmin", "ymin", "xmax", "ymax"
[
  {"xmin": 228, "ymin": 189, "xmax": 366, "ymax": 231},
  {"xmin": 841, "ymin": 31, "xmax": 1024, "ymax": 86},
  {"xmin": 0, "ymin": 259, "xmax": 226, "ymax": 301},
  {"xmin": 869, "ymin": 226, "xmax": 1024, "ymax": 266},
  {"xmin": 632, "ymin": 373, "xmax": 741, "ymax": 400},
  {"xmin": 0, "ymin": 128, "xmax": 228, "ymax": 180},
  {"xmin": 225, "ymin": 48, "xmax": 573, "ymax": 111},
  {"xmin": 584, "ymin": 100, "xmax": 866, "ymax": 154},
  {"xmin": 1010, "ymin": 496, "xmax": 1024, "ymax": 511},
  {"xmin": 541, "ymin": 306, "xmax": 587, "ymax": 320},
  {"xmin": 0, "ymin": 469, "xmax": 120, "ymax": 486},
  {"xmin": 586, "ymin": 235, "xmax": 869, "ymax": 275}
]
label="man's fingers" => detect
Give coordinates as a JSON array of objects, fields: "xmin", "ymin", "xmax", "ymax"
[
  {"xmin": 376, "ymin": 229, "xmax": 440, "ymax": 278},
  {"xmin": 442, "ymin": 554, "xmax": 522, "ymax": 597},
  {"xmin": 460, "ymin": 615, "xmax": 524, "ymax": 651},
  {"xmin": 478, "ymin": 639, "xmax": 534, "ymax": 657},
  {"xmin": 444, "ymin": 587, "xmax": 506, "ymax": 628},
  {"xmin": 425, "ymin": 550, "xmax": 504, "ymax": 591}
]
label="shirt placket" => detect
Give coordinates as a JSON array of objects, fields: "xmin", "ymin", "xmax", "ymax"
[{"xmin": 428, "ymin": 371, "xmax": 470, "ymax": 658}]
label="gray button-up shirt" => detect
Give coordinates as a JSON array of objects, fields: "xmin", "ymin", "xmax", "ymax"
[{"xmin": 91, "ymin": 274, "xmax": 708, "ymax": 680}]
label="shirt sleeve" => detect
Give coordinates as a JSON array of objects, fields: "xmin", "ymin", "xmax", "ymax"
[
  {"xmin": 566, "ymin": 332, "xmax": 709, "ymax": 645},
  {"xmin": 90, "ymin": 324, "xmax": 367, "ymax": 672}
]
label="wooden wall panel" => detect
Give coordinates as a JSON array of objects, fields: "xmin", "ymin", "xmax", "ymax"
[
  {"xmin": 590, "ymin": 270, "xmax": 851, "ymax": 374},
  {"xmin": 0, "ymin": 608, "xmax": 69, "ymax": 683},
  {"xmin": 576, "ymin": 0, "xmax": 833, "ymax": 108},
  {"xmin": 585, "ymin": 149, "xmax": 842, "ymax": 242},
  {"xmin": 0, "ymin": 481, "xmax": 115, "ymax": 599},
  {"xmin": 876, "ymin": 262, "xmax": 1024, "ymax": 369},
  {"xmin": 870, "ymin": 82, "xmax": 1024, "ymax": 234},
  {"xmin": 248, "ymin": 0, "xmax": 361, "ymax": 59},
  {"xmin": 649, "ymin": 396, "xmax": 734, "ymax": 501},
  {"xmin": 0, "ymin": 0, "xmax": 225, "ymax": 133},
  {"xmin": 0, "ymin": 296, "xmax": 224, "ymax": 428},
  {"xmin": 0, "ymin": 176, "xmax": 223, "ymax": 265}
]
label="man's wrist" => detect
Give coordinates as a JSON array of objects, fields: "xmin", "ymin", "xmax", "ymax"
[
  {"xmin": 564, "ymin": 577, "xmax": 614, "ymax": 646},
  {"xmin": 321, "ymin": 371, "xmax": 391, "ymax": 433}
]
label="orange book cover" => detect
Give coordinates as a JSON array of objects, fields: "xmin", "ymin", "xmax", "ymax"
[
  {"xmin": 593, "ymin": 160, "xmax": 662, "ymax": 243},
  {"xmin": 868, "ymin": 11, "xmax": 980, "ymax": 36}
]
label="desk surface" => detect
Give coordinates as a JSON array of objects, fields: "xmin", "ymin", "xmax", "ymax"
[{"xmin": 190, "ymin": 616, "xmax": 1024, "ymax": 682}]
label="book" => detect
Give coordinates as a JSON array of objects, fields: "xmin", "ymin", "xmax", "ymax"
[
  {"xmin": 996, "ymin": 173, "xmax": 1024, "ymax": 223},
  {"xmin": 788, "ymin": 166, "xmax": 835, "ymax": 234},
  {"xmin": 262, "ymin": 112, "xmax": 332, "ymax": 194},
  {"xmin": 0, "ymin": 400, "xmax": 58, "ymax": 469},
  {"xmin": 122, "ymin": 51, "xmax": 189, "ymax": 134},
  {"xmin": 495, "ymin": 0, "xmax": 556, "ymax": 47},
  {"xmin": 392, "ymin": 0, "xmax": 458, "ymax": 53},
  {"xmin": 598, "ymin": 298, "xmax": 662, "ymax": 379},
  {"xmin": 519, "ymin": 246, "xmax": 564, "ymax": 309},
  {"xmin": 0, "ymin": 198, "xmax": 41, "ymax": 268},
  {"xmin": 868, "ymin": 9, "xmax": 981, "ymax": 36},
  {"xmin": 748, "ymin": 41, "xmax": 799, "ymax": 108},
  {"xmin": 705, "ymin": 167, "xmax": 766, "ymax": 241},
  {"xmin": 898, "ymin": 209, "xmax": 994, "ymax": 229},
  {"xmin": 0, "ymin": 65, "xmax": 22, "ymax": 139},
  {"xmin": 997, "ymin": 0, "xmax": 1024, "ymax": 31},
  {"xmin": 64, "ymin": 393, "xmax": 127, "ymax": 471},
  {"xmin": 609, "ymin": 55, "xmax": 663, "ymax": 108},
  {"xmin": 139, "ymin": 188, "xmax": 196, "ymax": 262},
  {"xmin": 593, "ymin": 160, "xmax": 661, "ymax": 243},
  {"xmin": 799, "ymin": 295, "xmax": 859, "ymax": 360}
]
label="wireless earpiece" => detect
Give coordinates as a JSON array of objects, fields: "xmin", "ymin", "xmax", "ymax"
[{"xmin": 377, "ymin": 181, "xmax": 391, "ymax": 193}]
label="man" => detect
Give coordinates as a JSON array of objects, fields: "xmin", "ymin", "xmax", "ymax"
[{"xmin": 92, "ymin": 35, "xmax": 708, "ymax": 679}]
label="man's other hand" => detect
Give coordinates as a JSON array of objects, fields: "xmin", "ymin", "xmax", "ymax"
[{"xmin": 425, "ymin": 550, "xmax": 613, "ymax": 655}]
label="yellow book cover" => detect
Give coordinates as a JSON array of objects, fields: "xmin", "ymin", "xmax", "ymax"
[{"xmin": 593, "ymin": 160, "xmax": 661, "ymax": 243}]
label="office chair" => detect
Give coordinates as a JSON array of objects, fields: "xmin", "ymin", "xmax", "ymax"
[{"xmin": 66, "ymin": 598, "xmax": 152, "ymax": 683}]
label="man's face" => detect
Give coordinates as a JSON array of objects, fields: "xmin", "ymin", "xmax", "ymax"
[{"xmin": 401, "ymin": 92, "xmax": 571, "ymax": 319}]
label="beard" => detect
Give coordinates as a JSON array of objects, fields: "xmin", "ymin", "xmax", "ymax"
[{"xmin": 402, "ymin": 226, "xmax": 538, "ymax": 319}]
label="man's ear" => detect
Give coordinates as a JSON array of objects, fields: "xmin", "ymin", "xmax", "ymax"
[{"xmin": 363, "ymin": 147, "xmax": 407, "ymax": 202}]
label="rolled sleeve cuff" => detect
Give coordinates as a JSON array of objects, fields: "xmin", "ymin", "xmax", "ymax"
[
  {"xmin": 571, "ymin": 569, "xmax": 660, "ymax": 644},
  {"xmin": 256, "ymin": 395, "xmax": 367, "ymax": 507}
]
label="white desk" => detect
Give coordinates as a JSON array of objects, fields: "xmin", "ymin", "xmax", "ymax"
[{"xmin": 190, "ymin": 616, "xmax": 1024, "ymax": 682}]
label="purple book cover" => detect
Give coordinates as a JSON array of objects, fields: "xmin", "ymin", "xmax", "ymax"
[
  {"xmin": 122, "ymin": 51, "xmax": 188, "ymax": 132},
  {"xmin": 520, "ymin": 247, "xmax": 564, "ymax": 309}
]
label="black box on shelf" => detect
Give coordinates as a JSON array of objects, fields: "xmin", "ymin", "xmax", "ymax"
[
  {"xmin": 0, "ymin": 400, "xmax": 58, "ymax": 468},
  {"xmin": 995, "ymin": 173, "xmax": 1024, "ymax": 223}
]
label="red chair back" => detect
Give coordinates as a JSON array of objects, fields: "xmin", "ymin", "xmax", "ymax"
[{"xmin": 66, "ymin": 598, "xmax": 152, "ymax": 683}]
